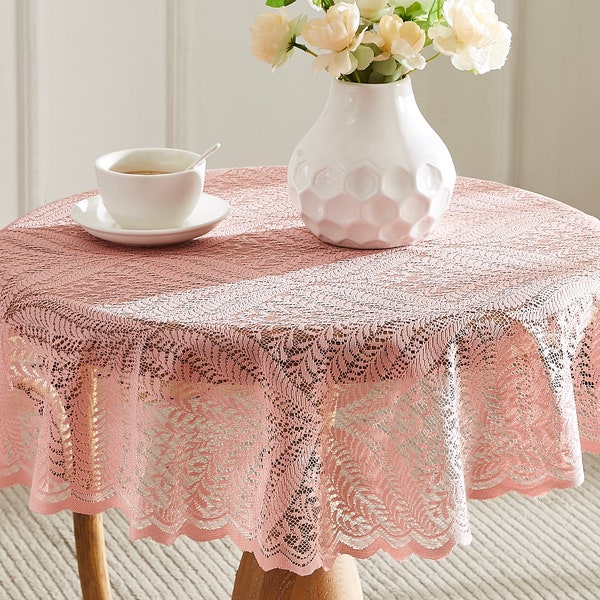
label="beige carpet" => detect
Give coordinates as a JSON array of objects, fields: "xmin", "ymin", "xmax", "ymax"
[{"xmin": 2, "ymin": 454, "xmax": 600, "ymax": 599}]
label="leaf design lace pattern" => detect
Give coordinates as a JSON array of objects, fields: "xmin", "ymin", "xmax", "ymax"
[{"xmin": 1, "ymin": 166, "xmax": 600, "ymax": 574}]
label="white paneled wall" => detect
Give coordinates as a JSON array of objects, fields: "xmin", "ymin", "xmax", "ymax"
[
  {"xmin": 1, "ymin": 0, "xmax": 599, "ymax": 229},
  {"xmin": 188, "ymin": 1, "xmax": 328, "ymax": 171},
  {"xmin": 1, "ymin": 0, "xmax": 19, "ymax": 226},
  {"xmin": 44, "ymin": 1, "xmax": 168, "ymax": 202},
  {"xmin": 516, "ymin": 1, "xmax": 600, "ymax": 212}
]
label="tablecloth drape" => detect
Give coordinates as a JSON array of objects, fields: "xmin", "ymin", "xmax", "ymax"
[{"xmin": 1, "ymin": 167, "xmax": 600, "ymax": 574}]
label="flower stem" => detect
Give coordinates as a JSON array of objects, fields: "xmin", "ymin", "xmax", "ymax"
[
  {"xmin": 293, "ymin": 42, "xmax": 318, "ymax": 58},
  {"xmin": 426, "ymin": 52, "xmax": 441, "ymax": 64}
]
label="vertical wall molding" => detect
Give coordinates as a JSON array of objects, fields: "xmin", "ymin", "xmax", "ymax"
[
  {"xmin": 166, "ymin": 0, "xmax": 192, "ymax": 149},
  {"xmin": 16, "ymin": 0, "xmax": 44, "ymax": 214},
  {"xmin": 493, "ymin": 0, "xmax": 523, "ymax": 186}
]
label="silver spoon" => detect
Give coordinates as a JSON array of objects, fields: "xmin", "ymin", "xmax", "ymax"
[{"xmin": 185, "ymin": 143, "xmax": 221, "ymax": 170}]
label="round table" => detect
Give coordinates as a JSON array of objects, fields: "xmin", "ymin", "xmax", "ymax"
[{"xmin": 1, "ymin": 167, "xmax": 600, "ymax": 598}]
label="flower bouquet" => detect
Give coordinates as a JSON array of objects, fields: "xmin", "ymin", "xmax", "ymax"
[
  {"xmin": 250, "ymin": 1, "xmax": 511, "ymax": 250},
  {"xmin": 251, "ymin": 0, "xmax": 511, "ymax": 83}
]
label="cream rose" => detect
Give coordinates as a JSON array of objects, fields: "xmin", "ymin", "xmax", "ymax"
[
  {"xmin": 250, "ymin": 11, "xmax": 307, "ymax": 69},
  {"xmin": 429, "ymin": 0, "xmax": 511, "ymax": 74},
  {"xmin": 363, "ymin": 14, "xmax": 426, "ymax": 71},
  {"xmin": 378, "ymin": 14, "xmax": 425, "ymax": 56},
  {"xmin": 356, "ymin": 0, "xmax": 391, "ymax": 21},
  {"xmin": 302, "ymin": 2, "xmax": 360, "ymax": 52},
  {"xmin": 250, "ymin": 11, "xmax": 293, "ymax": 68}
]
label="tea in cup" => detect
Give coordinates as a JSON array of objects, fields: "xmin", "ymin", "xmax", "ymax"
[{"xmin": 95, "ymin": 147, "xmax": 206, "ymax": 230}]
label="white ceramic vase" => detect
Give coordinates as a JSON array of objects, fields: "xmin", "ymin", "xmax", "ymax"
[{"xmin": 287, "ymin": 77, "xmax": 456, "ymax": 249}]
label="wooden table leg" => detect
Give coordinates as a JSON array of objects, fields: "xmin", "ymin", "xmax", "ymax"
[
  {"xmin": 232, "ymin": 552, "xmax": 363, "ymax": 600},
  {"xmin": 73, "ymin": 513, "xmax": 113, "ymax": 600}
]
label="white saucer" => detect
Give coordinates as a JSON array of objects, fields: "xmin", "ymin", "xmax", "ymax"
[{"xmin": 70, "ymin": 194, "xmax": 230, "ymax": 246}]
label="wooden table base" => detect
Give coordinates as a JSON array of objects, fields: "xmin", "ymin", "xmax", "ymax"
[
  {"xmin": 232, "ymin": 552, "xmax": 363, "ymax": 600},
  {"xmin": 73, "ymin": 513, "xmax": 112, "ymax": 600},
  {"xmin": 72, "ymin": 512, "xmax": 362, "ymax": 600}
]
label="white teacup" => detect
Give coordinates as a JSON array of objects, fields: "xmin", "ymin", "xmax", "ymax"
[{"xmin": 95, "ymin": 147, "xmax": 206, "ymax": 230}]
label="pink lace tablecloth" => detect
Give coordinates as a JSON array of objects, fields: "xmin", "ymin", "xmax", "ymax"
[{"xmin": 1, "ymin": 166, "xmax": 600, "ymax": 575}]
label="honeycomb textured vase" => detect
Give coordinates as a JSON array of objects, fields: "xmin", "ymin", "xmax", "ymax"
[{"xmin": 288, "ymin": 77, "xmax": 456, "ymax": 249}]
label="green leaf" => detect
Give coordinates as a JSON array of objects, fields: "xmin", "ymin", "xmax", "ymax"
[
  {"xmin": 352, "ymin": 45, "xmax": 375, "ymax": 71},
  {"xmin": 395, "ymin": 2, "xmax": 427, "ymax": 22},
  {"xmin": 384, "ymin": 65, "xmax": 404, "ymax": 83},
  {"xmin": 289, "ymin": 14, "xmax": 308, "ymax": 37},
  {"xmin": 364, "ymin": 43, "xmax": 383, "ymax": 57},
  {"xmin": 427, "ymin": 0, "xmax": 443, "ymax": 26},
  {"xmin": 266, "ymin": 0, "xmax": 297, "ymax": 7},
  {"xmin": 368, "ymin": 71, "xmax": 385, "ymax": 84},
  {"xmin": 406, "ymin": 2, "xmax": 425, "ymax": 19},
  {"xmin": 372, "ymin": 57, "xmax": 398, "ymax": 76},
  {"xmin": 310, "ymin": 0, "xmax": 334, "ymax": 9},
  {"xmin": 413, "ymin": 0, "xmax": 444, "ymax": 34},
  {"xmin": 347, "ymin": 53, "xmax": 359, "ymax": 75}
]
